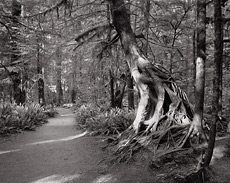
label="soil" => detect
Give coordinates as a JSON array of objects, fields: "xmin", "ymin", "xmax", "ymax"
[
  {"xmin": 0, "ymin": 107, "xmax": 158, "ymax": 183},
  {"xmin": 208, "ymin": 135, "xmax": 230, "ymax": 183},
  {"xmin": 0, "ymin": 107, "xmax": 229, "ymax": 183}
]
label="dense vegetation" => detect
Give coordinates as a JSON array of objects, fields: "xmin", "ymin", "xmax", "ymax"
[
  {"xmin": 1, "ymin": 0, "xmax": 229, "ymax": 116},
  {"xmin": 0, "ymin": 0, "xmax": 230, "ymax": 182},
  {"xmin": 0, "ymin": 103, "xmax": 51, "ymax": 135}
]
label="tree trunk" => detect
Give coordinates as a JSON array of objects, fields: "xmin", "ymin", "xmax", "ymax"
[
  {"xmin": 114, "ymin": 75, "xmax": 126, "ymax": 108},
  {"xmin": 127, "ymin": 69, "xmax": 134, "ymax": 109},
  {"xmin": 143, "ymin": 0, "xmax": 150, "ymax": 56},
  {"xmin": 37, "ymin": 37, "xmax": 45, "ymax": 106},
  {"xmin": 188, "ymin": 0, "xmax": 206, "ymax": 139},
  {"xmin": 71, "ymin": 59, "xmax": 77, "ymax": 103},
  {"xmin": 11, "ymin": 0, "xmax": 25, "ymax": 105},
  {"xmin": 110, "ymin": 70, "xmax": 115, "ymax": 108},
  {"xmin": 204, "ymin": 0, "xmax": 223, "ymax": 167},
  {"xmin": 125, "ymin": 0, "xmax": 135, "ymax": 110},
  {"xmin": 193, "ymin": 30, "xmax": 196, "ymax": 92},
  {"xmin": 108, "ymin": 0, "xmax": 193, "ymax": 134},
  {"xmin": 56, "ymin": 47, "xmax": 63, "ymax": 106}
]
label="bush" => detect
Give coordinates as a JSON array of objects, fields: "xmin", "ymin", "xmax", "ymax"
[
  {"xmin": 44, "ymin": 105, "xmax": 58, "ymax": 117},
  {"xmin": 75, "ymin": 103, "xmax": 101, "ymax": 127},
  {"xmin": 0, "ymin": 103, "xmax": 48, "ymax": 136},
  {"xmin": 75, "ymin": 104, "xmax": 135, "ymax": 135}
]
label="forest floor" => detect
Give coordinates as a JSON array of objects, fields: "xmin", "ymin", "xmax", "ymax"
[
  {"xmin": 0, "ymin": 107, "xmax": 229, "ymax": 183},
  {"xmin": 207, "ymin": 134, "xmax": 230, "ymax": 183},
  {"xmin": 0, "ymin": 107, "xmax": 157, "ymax": 183}
]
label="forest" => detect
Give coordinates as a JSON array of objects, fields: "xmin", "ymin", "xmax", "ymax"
[{"xmin": 0, "ymin": 0, "xmax": 230, "ymax": 182}]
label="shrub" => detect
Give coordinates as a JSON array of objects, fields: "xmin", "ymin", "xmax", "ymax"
[
  {"xmin": 75, "ymin": 103, "xmax": 101, "ymax": 128},
  {"xmin": 75, "ymin": 104, "xmax": 135, "ymax": 135},
  {"xmin": 44, "ymin": 105, "xmax": 58, "ymax": 117},
  {"xmin": 0, "ymin": 103, "xmax": 48, "ymax": 136}
]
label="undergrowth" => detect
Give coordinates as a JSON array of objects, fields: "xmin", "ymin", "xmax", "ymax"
[
  {"xmin": 44, "ymin": 105, "xmax": 58, "ymax": 117},
  {"xmin": 75, "ymin": 104, "xmax": 135, "ymax": 135},
  {"xmin": 0, "ymin": 103, "xmax": 49, "ymax": 136}
]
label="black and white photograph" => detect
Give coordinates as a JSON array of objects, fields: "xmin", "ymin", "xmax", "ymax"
[{"xmin": 0, "ymin": 0, "xmax": 230, "ymax": 182}]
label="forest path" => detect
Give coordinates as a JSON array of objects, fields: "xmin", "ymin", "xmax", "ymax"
[
  {"xmin": 0, "ymin": 108, "xmax": 110, "ymax": 183},
  {"xmin": 1, "ymin": 107, "xmax": 229, "ymax": 183},
  {"xmin": 0, "ymin": 107, "xmax": 157, "ymax": 183}
]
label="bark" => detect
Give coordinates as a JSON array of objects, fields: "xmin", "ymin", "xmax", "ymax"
[
  {"xmin": 56, "ymin": 47, "xmax": 63, "ymax": 106},
  {"xmin": 108, "ymin": 0, "xmax": 193, "ymax": 134},
  {"xmin": 110, "ymin": 70, "xmax": 115, "ymax": 108},
  {"xmin": 126, "ymin": 0, "xmax": 135, "ymax": 109},
  {"xmin": 38, "ymin": 78, "xmax": 45, "ymax": 105},
  {"xmin": 189, "ymin": 0, "xmax": 206, "ymax": 138},
  {"xmin": 204, "ymin": 0, "xmax": 223, "ymax": 167},
  {"xmin": 114, "ymin": 75, "xmax": 126, "ymax": 108},
  {"xmin": 71, "ymin": 59, "xmax": 77, "ymax": 103},
  {"xmin": 193, "ymin": 30, "xmax": 196, "ymax": 92},
  {"xmin": 11, "ymin": 0, "xmax": 25, "ymax": 105},
  {"xmin": 37, "ymin": 37, "xmax": 45, "ymax": 106},
  {"xmin": 127, "ymin": 70, "xmax": 134, "ymax": 109},
  {"xmin": 185, "ymin": 36, "xmax": 190, "ymax": 95},
  {"xmin": 143, "ymin": 0, "xmax": 150, "ymax": 56}
]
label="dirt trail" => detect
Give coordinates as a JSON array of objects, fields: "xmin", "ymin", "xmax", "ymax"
[
  {"xmin": 1, "ymin": 107, "xmax": 230, "ymax": 183},
  {"xmin": 0, "ymin": 108, "xmax": 158, "ymax": 183},
  {"xmin": 0, "ymin": 108, "xmax": 107, "ymax": 183}
]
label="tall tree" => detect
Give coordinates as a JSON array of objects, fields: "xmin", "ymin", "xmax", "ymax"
[
  {"xmin": 56, "ymin": 46, "xmax": 63, "ymax": 106},
  {"xmin": 109, "ymin": 69, "xmax": 115, "ymax": 108},
  {"xmin": 37, "ymin": 36, "xmax": 45, "ymax": 105},
  {"xmin": 10, "ymin": 0, "xmax": 25, "ymax": 104},
  {"xmin": 143, "ymin": 0, "xmax": 150, "ymax": 56},
  {"xmin": 188, "ymin": 0, "xmax": 206, "ymax": 139},
  {"xmin": 126, "ymin": 66, "xmax": 134, "ymax": 109},
  {"xmin": 126, "ymin": 0, "xmax": 134, "ymax": 109},
  {"xmin": 204, "ymin": 0, "xmax": 223, "ymax": 167},
  {"xmin": 108, "ymin": 0, "xmax": 193, "ymax": 135},
  {"xmin": 70, "ymin": 57, "xmax": 77, "ymax": 103}
]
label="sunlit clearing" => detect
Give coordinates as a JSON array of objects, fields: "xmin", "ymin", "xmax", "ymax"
[
  {"xmin": 31, "ymin": 174, "xmax": 80, "ymax": 183},
  {"xmin": 0, "ymin": 149, "xmax": 21, "ymax": 155},
  {"xmin": 92, "ymin": 174, "xmax": 116, "ymax": 183},
  {"xmin": 26, "ymin": 131, "xmax": 87, "ymax": 145}
]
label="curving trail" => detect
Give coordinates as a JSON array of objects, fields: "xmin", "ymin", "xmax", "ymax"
[
  {"xmin": 0, "ymin": 108, "xmax": 109, "ymax": 183},
  {"xmin": 0, "ymin": 107, "xmax": 158, "ymax": 183}
]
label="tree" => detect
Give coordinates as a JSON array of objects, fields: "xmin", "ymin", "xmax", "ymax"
[
  {"xmin": 10, "ymin": 0, "xmax": 26, "ymax": 105},
  {"xmin": 143, "ymin": 0, "xmax": 150, "ymax": 56},
  {"xmin": 107, "ymin": 0, "xmax": 194, "ymax": 139},
  {"xmin": 37, "ymin": 35, "xmax": 45, "ymax": 105},
  {"xmin": 187, "ymin": 0, "xmax": 206, "ymax": 141},
  {"xmin": 204, "ymin": 0, "xmax": 223, "ymax": 167},
  {"xmin": 126, "ymin": 67, "xmax": 134, "ymax": 109},
  {"xmin": 56, "ymin": 46, "xmax": 63, "ymax": 106},
  {"xmin": 70, "ymin": 56, "xmax": 77, "ymax": 104}
]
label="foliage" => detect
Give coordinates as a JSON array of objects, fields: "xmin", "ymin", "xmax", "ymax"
[
  {"xmin": 0, "ymin": 103, "xmax": 48, "ymax": 135},
  {"xmin": 75, "ymin": 104, "xmax": 135, "ymax": 135},
  {"xmin": 0, "ymin": 0, "xmax": 229, "ymax": 113},
  {"xmin": 44, "ymin": 105, "xmax": 59, "ymax": 118}
]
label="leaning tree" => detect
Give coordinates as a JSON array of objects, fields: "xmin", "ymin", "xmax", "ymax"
[{"xmin": 105, "ymin": 0, "xmax": 198, "ymax": 158}]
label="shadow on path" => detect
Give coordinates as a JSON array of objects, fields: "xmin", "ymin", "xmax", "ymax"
[
  {"xmin": 0, "ymin": 108, "xmax": 109, "ymax": 183},
  {"xmin": 0, "ymin": 107, "xmax": 160, "ymax": 183}
]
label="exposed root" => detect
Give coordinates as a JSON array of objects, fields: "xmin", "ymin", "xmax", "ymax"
[
  {"xmin": 108, "ymin": 54, "xmax": 198, "ymax": 162},
  {"xmin": 108, "ymin": 121, "xmax": 191, "ymax": 163}
]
